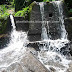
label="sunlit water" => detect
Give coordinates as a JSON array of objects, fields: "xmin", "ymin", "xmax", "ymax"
[
  {"xmin": 0, "ymin": 15, "xmax": 29, "ymax": 68},
  {"xmin": 38, "ymin": 1, "xmax": 71, "ymax": 72},
  {"xmin": 0, "ymin": 1, "xmax": 71, "ymax": 72}
]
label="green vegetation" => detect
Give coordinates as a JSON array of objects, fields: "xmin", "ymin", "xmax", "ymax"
[
  {"xmin": 64, "ymin": 0, "xmax": 72, "ymax": 16},
  {"xmin": 14, "ymin": 7, "xmax": 29, "ymax": 18},
  {"xmin": 0, "ymin": 5, "xmax": 9, "ymax": 34},
  {"xmin": 0, "ymin": 0, "xmax": 15, "ymax": 34},
  {"xmin": 14, "ymin": 2, "xmax": 35, "ymax": 19},
  {"xmin": 0, "ymin": 0, "xmax": 72, "ymax": 34},
  {"xmin": 0, "ymin": 5, "xmax": 9, "ymax": 20},
  {"xmin": 43, "ymin": 0, "xmax": 55, "ymax": 2}
]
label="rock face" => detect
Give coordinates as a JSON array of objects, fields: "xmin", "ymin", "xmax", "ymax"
[
  {"xmin": 64, "ymin": 17, "xmax": 72, "ymax": 41},
  {"xmin": 14, "ymin": 17, "xmax": 29, "ymax": 31},
  {"xmin": 0, "ymin": 34, "xmax": 10, "ymax": 49},
  {"xmin": 0, "ymin": 50, "xmax": 49, "ymax": 72},
  {"xmin": 6, "ymin": 16, "xmax": 12, "ymax": 33},
  {"xmin": 0, "ymin": 16, "xmax": 12, "ymax": 49},
  {"xmin": 44, "ymin": 2, "xmax": 59, "ymax": 21},
  {"xmin": 0, "ymin": 16, "xmax": 12, "ymax": 34},
  {"xmin": 28, "ymin": 3, "xmax": 42, "ymax": 41},
  {"xmin": 28, "ymin": 1, "xmax": 69, "ymax": 41}
]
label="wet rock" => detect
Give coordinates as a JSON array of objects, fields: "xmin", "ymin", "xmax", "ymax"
[
  {"xmin": 28, "ymin": 2, "xmax": 42, "ymax": 41},
  {"xmin": 48, "ymin": 21, "xmax": 61, "ymax": 39},
  {"xmin": 64, "ymin": 17, "xmax": 72, "ymax": 41},
  {"xmin": 27, "ymin": 42, "xmax": 40, "ymax": 51},
  {"xmin": 28, "ymin": 1, "xmax": 68, "ymax": 41},
  {"xmin": 6, "ymin": 62, "xmax": 31, "ymax": 72},
  {"xmin": 49, "ymin": 67, "xmax": 56, "ymax": 72},
  {"xmin": 60, "ymin": 43, "xmax": 70, "ymax": 55},
  {"xmin": 28, "ymin": 3, "xmax": 42, "ymax": 34},
  {"xmin": 28, "ymin": 34, "xmax": 41, "ymax": 41},
  {"xmin": 20, "ymin": 51, "xmax": 49, "ymax": 72},
  {"xmin": 69, "ymin": 43, "xmax": 72, "ymax": 56},
  {"xmin": 44, "ymin": 2, "xmax": 59, "ymax": 21},
  {"xmin": 0, "ymin": 50, "xmax": 49, "ymax": 72},
  {"xmin": 0, "ymin": 34, "xmax": 10, "ymax": 49},
  {"xmin": 45, "ymin": 60, "xmax": 65, "ymax": 69},
  {"xmin": 67, "ymin": 62, "xmax": 72, "ymax": 72},
  {"xmin": 5, "ymin": 16, "xmax": 12, "ymax": 33},
  {"xmin": 14, "ymin": 17, "xmax": 29, "ymax": 31},
  {"xmin": 27, "ymin": 47, "xmax": 38, "ymax": 57},
  {"xmin": 0, "ymin": 17, "xmax": 12, "ymax": 34}
]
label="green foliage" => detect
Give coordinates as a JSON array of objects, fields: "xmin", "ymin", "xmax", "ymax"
[
  {"xmin": 0, "ymin": 5, "xmax": 7, "ymax": 14},
  {"xmin": 14, "ymin": 7, "xmax": 29, "ymax": 18},
  {"xmin": 65, "ymin": 0, "xmax": 72, "ymax": 10},
  {"xmin": 43, "ymin": 0, "xmax": 55, "ymax": 2},
  {"xmin": 14, "ymin": 0, "xmax": 25, "ymax": 11},
  {"xmin": 69, "ymin": 9, "xmax": 72, "ymax": 13},
  {"xmin": 14, "ymin": 2, "xmax": 35, "ymax": 18},
  {"xmin": 43, "ymin": 0, "xmax": 49, "ymax": 2},
  {"xmin": 14, "ymin": 0, "xmax": 44, "ymax": 12},
  {"xmin": 0, "ymin": 5, "xmax": 10, "ymax": 34},
  {"xmin": 0, "ymin": 19, "xmax": 7, "ymax": 34},
  {"xmin": 0, "ymin": 5, "xmax": 10, "ymax": 20}
]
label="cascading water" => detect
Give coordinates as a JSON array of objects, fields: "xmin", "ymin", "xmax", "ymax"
[
  {"xmin": 53, "ymin": 1, "xmax": 68, "ymax": 40},
  {"xmin": 38, "ymin": 1, "xmax": 71, "ymax": 72},
  {"xmin": 39, "ymin": 2, "xmax": 48, "ymax": 40},
  {"xmin": 0, "ymin": 1, "xmax": 71, "ymax": 72},
  {"xmin": 0, "ymin": 15, "xmax": 28, "ymax": 68}
]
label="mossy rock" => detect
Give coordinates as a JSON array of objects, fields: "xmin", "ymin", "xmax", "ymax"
[
  {"xmin": 0, "ymin": 15, "xmax": 12, "ymax": 35},
  {"xmin": 0, "ymin": 19, "xmax": 7, "ymax": 34}
]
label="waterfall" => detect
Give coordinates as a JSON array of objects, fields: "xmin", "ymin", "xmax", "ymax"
[
  {"xmin": 53, "ymin": 1, "xmax": 68, "ymax": 40},
  {"xmin": 10, "ymin": 14, "xmax": 16, "ymax": 30},
  {"xmin": 0, "ymin": 15, "xmax": 28, "ymax": 68},
  {"xmin": 39, "ymin": 2, "xmax": 49, "ymax": 40},
  {"xmin": 0, "ymin": 1, "xmax": 71, "ymax": 72},
  {"xmin": 38, "ymin": 1, "xmax": 71, "ymax": 72}
]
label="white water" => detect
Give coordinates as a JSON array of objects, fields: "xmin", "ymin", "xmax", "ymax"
[
  {"xmin": 0, "ymin": 15, "xmax": 28, "ymax": 68},
  {"xmin": 53, "ymin": 1, "xmax": 68, "ymax": 40},
  {"xmin": 0, "ymin": 2, "xmax": 71, "ymax": 72},
  {"xmin": 39, "ymin": 1, "xmax": 71, "ymax": 72},
  {"xmin": 39, "ymin": 2, "xmax": 48, "ymax": 40}
]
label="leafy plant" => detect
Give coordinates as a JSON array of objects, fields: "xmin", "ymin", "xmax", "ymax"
[
  {"xmin": 69, "ymin": 9, "xmax": 72, "ymax": 13},
  {"xmin": 14, "ymin": 2, "xmax": 35, "ymax": 18},
  {"xmin": 0, "ymin": 5, "xmax": 10, "ymax": 19},
  {"xmin": 14, "ymin": 7, "xmax": 29, "ymax": 18},
  {"xmin": 43, "ymin": 0, "xmax": 55, "ymax": 2}
]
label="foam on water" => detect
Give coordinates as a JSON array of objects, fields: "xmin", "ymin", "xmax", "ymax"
[
  {"xmin": 0, "ymin": 2, "xmax": 71, "ymax": 72},
  {"xmin": 39, "ymin": 1, "xmax": 71, "ymax": 72},
  {"xmin": 0, "ymin": 15, "xmax": 29, "ymax": 68},
  {"xmin": 39, "ymin": 2, "xmax": 48, "ymax": 40},
  {"xmin": 53, "ymin": 1, "xmax": 68, "ymax": 40}
]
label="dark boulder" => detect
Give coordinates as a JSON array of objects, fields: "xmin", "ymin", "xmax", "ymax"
[
  {"xmin": 14, "ymin": 17, "xmax": 29, "ymax": 31},
  {"xmin": 64, "ymin": 17, "xmax": 72, "ymax": 41}
]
